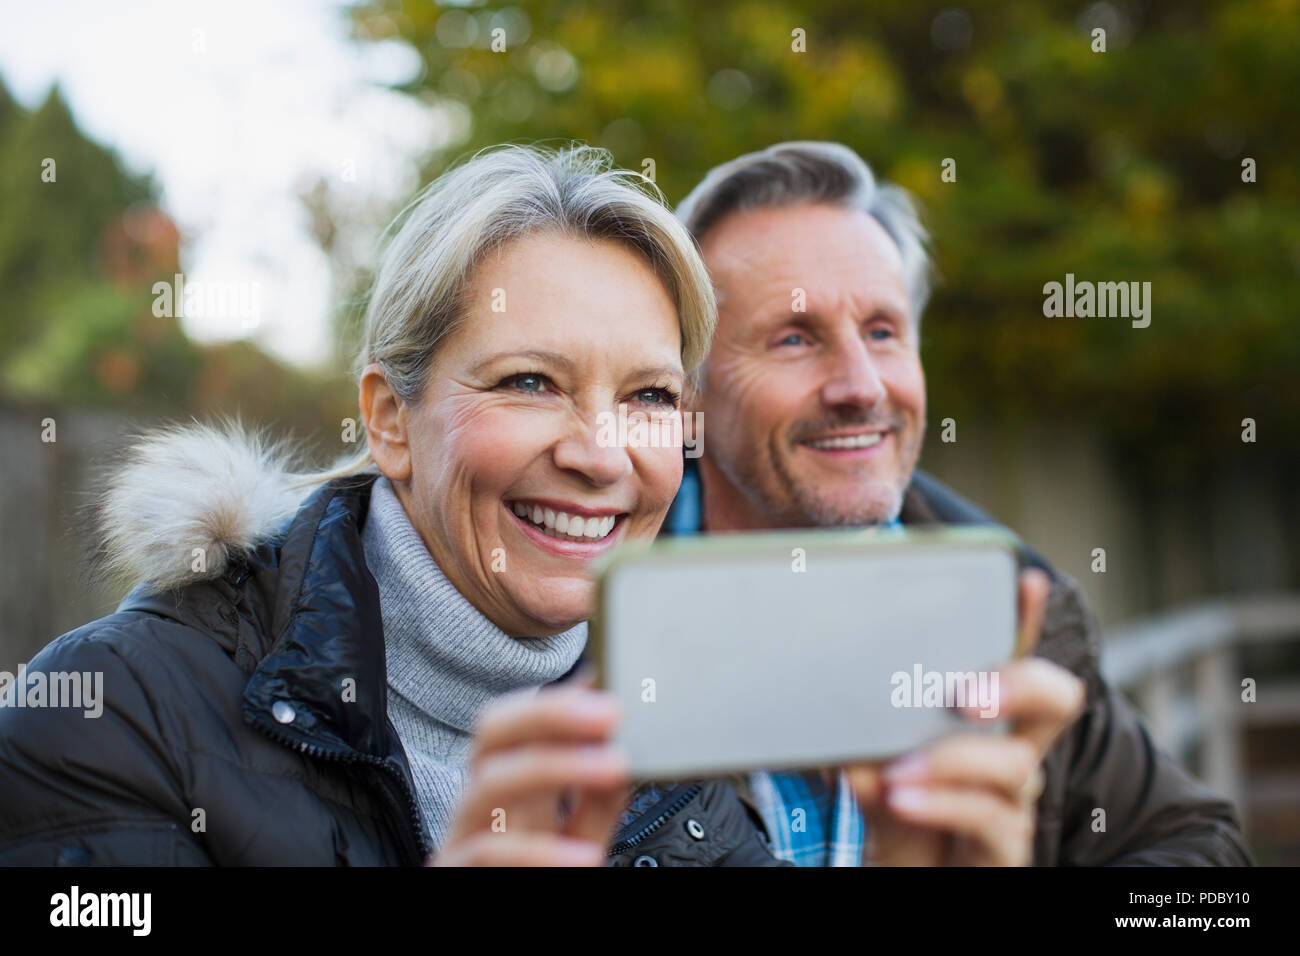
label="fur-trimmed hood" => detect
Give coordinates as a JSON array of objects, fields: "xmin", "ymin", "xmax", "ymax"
[{"xmin": 94, "ymin": 421, "xmax": 324, "ymax": 592}]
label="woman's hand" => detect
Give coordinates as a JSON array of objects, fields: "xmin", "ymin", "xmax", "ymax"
[
  {"xmin": 429, "ymin": 681, "xmax": 630, "ymax": 866},
  {"xmin": 846, "ymin": 569, "xmax": 1087, "ymax": 866}
]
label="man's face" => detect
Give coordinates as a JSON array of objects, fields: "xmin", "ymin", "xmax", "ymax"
[{"xmin": 693, "ymin": 202, "xmax": 926, "ymax": 530}]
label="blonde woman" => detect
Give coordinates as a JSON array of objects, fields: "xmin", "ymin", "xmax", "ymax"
[{"xmin": 0, "ymin": 145, "xmax": 785, "ymax": 867}]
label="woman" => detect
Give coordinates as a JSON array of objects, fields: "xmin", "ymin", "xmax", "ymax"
[{"xmin": 0, "ymin": 145, "xmax": 784, "ymax": 866}]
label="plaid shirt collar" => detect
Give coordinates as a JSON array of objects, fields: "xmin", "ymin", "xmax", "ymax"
[{"xmin": 750, "ymin": 769, "xmax": 864, "ymax": 867}]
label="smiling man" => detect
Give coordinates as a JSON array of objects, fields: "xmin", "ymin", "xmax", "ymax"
[
  {"xmin": 667, "ymin": 141, "xmax": 1252, "ymax": 866},
  {"xmin": 689, "ymin": 197, "xmax": 924, "ymax": 531}
]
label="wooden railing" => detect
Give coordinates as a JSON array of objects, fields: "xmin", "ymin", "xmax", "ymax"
[{"xmin": 1101, "ymin": 592, "xmax": 1300, "ymax": 830}]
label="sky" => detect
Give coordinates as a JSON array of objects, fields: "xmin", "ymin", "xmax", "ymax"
[{"xmin": 0, "ymin": 0, "xmax": 455, "ymax": 367}]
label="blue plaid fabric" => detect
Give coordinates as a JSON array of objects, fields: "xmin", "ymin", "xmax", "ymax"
[
  {"xmin": 662, "ymin": 461, "xmax": 906, "ymax": 867},
  {"xmin": 750, "ymin": 769, "xmax": 864, "ymax": 867}
]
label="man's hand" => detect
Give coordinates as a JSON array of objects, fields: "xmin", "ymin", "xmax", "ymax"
[
  {"xmin": 846, "ymin": 569, "xmax": 1086, "ymax": 865},
  {"xmin": 430, "ymin": 680, "xmax": 630, "ymax": 866}
]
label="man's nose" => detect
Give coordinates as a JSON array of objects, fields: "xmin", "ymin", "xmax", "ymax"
[
  {"xmin": 821, "ymin": 337, "xmax": 887, "ymax": 408},
  {"xmin": 551, "ymin": 410, "xmax": 635, "ymax": 486}
]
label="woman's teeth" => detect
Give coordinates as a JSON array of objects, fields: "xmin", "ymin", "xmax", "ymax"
[
  {"xmin": 806, "ymin": 432, "xmax": 884, "ymax": 450},
  {"xmin": 512, "ymin": 502, "xmax": 618, "ymax": 541}
]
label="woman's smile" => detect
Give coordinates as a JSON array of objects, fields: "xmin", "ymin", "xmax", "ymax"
[{"xmin": 506, "ymin": 497, "xmax": 629, "ymax": 558}]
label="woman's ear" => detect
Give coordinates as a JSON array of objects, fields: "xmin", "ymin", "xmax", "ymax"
[{"xmin": 359, "ymin": 362, "xmax": 413, "ymax": 482}]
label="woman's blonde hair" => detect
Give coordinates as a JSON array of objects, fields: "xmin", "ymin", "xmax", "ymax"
[{"xmin": 296, "ymin": 142, "xmax": 716, "ymax": 489}]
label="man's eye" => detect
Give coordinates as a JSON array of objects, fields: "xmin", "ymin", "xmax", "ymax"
[
  {"xmin": 868, "ymin": 326, "xmax": 895, "ymax": 341},
  {"xmin": 776, "ymin": 332, "xmax": 807, "ymax": 347},
  {"xmin": 500, "ymin": 372, "xmax": 548, "ymax": 392}
]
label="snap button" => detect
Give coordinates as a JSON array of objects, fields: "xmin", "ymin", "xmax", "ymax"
[
  {"xmin": 686, "ymin": 818, "xmax": 705, "ymax": 840},
  {"xmin": 633, "ymin": 854, "xmax": 658, "ymax": 867},
  {"xmin": 272, "ymin": 700, "xmax": 296, "ymax": 724}
]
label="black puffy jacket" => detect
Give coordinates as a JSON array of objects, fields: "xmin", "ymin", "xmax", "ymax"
[{"xmin": 0, "ymin": 442, "xmax": 783, "ymax": 867}]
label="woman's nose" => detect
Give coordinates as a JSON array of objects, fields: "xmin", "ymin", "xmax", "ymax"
[
  {"xmin": 821, "ymin": 338, "xmax": 887, "ymax": 409},
  {"xmin": 551, "ymin": 411, "xmax": 635, "ymax": 486}
]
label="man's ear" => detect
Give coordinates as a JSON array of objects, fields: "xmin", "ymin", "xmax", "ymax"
[{"xmin": 359, "ymin": 362, "xmax": 412, "ymax": 482}]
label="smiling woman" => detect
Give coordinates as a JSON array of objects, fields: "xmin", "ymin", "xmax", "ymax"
[
  {"xmin": 0, "ymin": 144, "xmax": 788, "ymax": 867},
  {"xmin": 360, "ymin": 229, "xmax": 688, "ymax": 637}
]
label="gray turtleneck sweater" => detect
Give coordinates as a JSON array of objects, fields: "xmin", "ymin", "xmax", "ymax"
[{"xmin": 360, "ymin": 475, "xmax": 587, "ymax": 850}]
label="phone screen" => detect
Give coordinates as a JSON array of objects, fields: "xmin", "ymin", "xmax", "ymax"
[{"xmin": 593, "ymin": 528, "xmax": 1018, "ymax": 779}]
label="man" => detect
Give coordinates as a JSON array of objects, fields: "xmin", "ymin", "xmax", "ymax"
[{"xmin": 666, "ymin": 141, "xmax": 1252, "ymax": 866}]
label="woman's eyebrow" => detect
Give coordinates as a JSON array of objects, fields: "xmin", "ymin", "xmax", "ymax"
[
  {"xmin": 627, "ymin": 365, "xmax": 684, "ymax": 381},
  {"xmin": 469, "ymin": 349, "xmax": 575, "ymax": 376},
  {"xmin": 472, "ymin": 351, "xmax": 681, "ymax": 381}
]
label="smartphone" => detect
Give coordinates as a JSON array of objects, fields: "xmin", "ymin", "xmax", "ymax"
[{"xmin": 590, "ymin": 526, "xmax": 1021, "ymax": 780}]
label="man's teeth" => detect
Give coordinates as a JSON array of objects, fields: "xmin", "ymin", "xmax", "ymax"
[
  {"xmin": 806, "ymin": 433, "xmax": 884, "ymax": 450},
  {"xmin": 512, "ymin": 503, "xmax": 618, "ymax": 541}
]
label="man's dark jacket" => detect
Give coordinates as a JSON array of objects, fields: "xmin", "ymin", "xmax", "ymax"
[
  {"xmin": 864, "ymin": 470, "xmax": 1250, "ymax": 865},
  {"xmin": 0, "ymin": 470, "xmax": 782, "ymax": 866}
]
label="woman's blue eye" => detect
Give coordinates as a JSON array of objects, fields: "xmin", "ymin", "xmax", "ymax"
[
  {"xmin": 502, "ymin": 373, "xmax": 546, "ymax": 392},
  {"xmin": 635, "ymin": 388, "xmax": 678, "ymax": 406}
]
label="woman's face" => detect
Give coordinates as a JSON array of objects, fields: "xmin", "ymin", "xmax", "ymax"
[{"xmin": 374, "ymin": 232, "xmax": 686, "ymax": 637}]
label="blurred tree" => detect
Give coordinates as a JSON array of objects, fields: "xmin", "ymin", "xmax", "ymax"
[
  {"xmin": 0, "ymin": 76, "xmax": 356, "ymax": 457},
  {"xmin": 347, "ymin": 0, "xmax": 1300, "ymax": 475},
  {"xmin": 0, "ymin": 83, "xmax": 153, "ymax": 357}
]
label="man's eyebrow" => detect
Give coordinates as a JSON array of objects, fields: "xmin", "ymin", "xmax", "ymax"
[
  {"xmin": 862, "ymin": 306, "xmax": 908, "ymax": 325},
  {"xmin": 760, "ymin": 304, "xmax": 907, "ymax": 327},
  {"xmin": 470, "ymin": 350, "xmax": 575, "ymax": 376}
]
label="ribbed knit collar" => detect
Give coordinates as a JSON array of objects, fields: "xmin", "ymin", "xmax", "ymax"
[{"xmin": 361, "ymin": 475, "xmax": 587, "ymax": 734}]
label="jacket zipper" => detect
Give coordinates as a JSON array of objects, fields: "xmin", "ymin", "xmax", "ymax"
[
  {"xmin": 606, "ymin": 783, "xmax": 703, "ymax": 857},
  {"xmin": 249, "ymin": 715, "xmax": 430, "ymax": 865},
  {"xmin": 230, "ymin": 562, "xmax": 429, "ymax": 864}
]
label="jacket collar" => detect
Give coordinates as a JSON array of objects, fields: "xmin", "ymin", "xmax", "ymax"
[
  {"xmin": 118, "ymin": 473, "xmax": 405, "ymax": 764},
  {"xmin": 238, "ymin": 473, "xmax": 404, "ymax": 762}
]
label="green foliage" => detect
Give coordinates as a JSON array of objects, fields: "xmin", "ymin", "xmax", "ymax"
[
  {"xmin": 3, "ymin": 281, "xmax": 198, "ymax": 407},
  {"xmin": 0, "ymin": 76, "xmax": 355, "ymax": 456},
  {"xmin": 350, "ymin": 0, "xmax": 1300, "ymax": 468},
  {"xmin": 0, "ymin": 85, "xmax": 153, "ymax": 356}
]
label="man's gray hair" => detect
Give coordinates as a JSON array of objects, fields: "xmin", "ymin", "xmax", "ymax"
[{"xmin": 675, "ymin": 141, "xmax": 933, "ymax": 322}]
